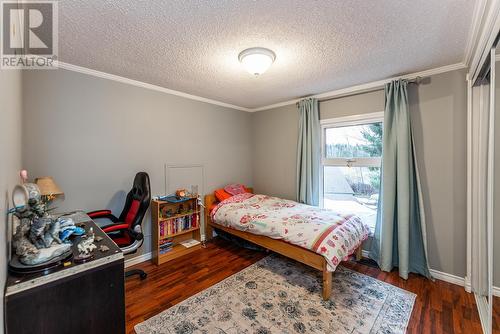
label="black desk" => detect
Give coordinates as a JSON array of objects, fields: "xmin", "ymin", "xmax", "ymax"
[{"xmin": 5, "ymin": 212, "xmax": 125, "ymax": 334}]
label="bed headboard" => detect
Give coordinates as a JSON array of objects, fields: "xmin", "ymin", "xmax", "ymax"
[{"xmin": 204, "ymin": 188, "xmax": 254, "ymax": 222}]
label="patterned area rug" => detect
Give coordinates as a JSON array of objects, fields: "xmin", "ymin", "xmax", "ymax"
[{"xmin": 135, "ymin": 255, "xmax": 416, "ymax": 334}]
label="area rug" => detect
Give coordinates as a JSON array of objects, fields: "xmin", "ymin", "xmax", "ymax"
[{"xmin": 135, "ymin": 255, "xmax": 416, "ymax": 334}]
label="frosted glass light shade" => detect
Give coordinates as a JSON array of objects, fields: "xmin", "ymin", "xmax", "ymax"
[{"xmin": 238, "ymin": 48, "xmax": 276, "ymax": 75}]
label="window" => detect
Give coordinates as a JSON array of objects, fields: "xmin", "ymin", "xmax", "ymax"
[{"xmin": 320, "ymin": 112, "xmax": 383, "ymax": 233}]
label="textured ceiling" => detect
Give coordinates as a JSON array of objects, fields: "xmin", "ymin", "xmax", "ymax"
[{"xmin": 59, "ymin": 0, "xmax": 474, "ymax": 109}]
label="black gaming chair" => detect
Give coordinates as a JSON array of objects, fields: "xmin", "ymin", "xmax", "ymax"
[{"xmin": 88, "ymin": 172, "xmax": 151, "ymax": 279}]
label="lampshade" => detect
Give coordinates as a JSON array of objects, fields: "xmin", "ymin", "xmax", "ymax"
[{"xmin": 35, "ymin": 176, "xmax": 64, "ymax": 197}]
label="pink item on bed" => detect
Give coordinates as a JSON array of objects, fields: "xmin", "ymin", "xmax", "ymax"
[{"xmin": 224, "ymin": 184, "xmax": 247, "ymax": 196}]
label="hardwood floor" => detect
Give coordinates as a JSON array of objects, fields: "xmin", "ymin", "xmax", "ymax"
[{"xmin": 126, "ymin": 238, "xmax": 496, "ymax": 334}]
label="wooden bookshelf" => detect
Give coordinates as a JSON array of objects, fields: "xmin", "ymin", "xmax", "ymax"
[{"xmin": 151, "ymin": 197, "xmax": 202, "ymax": 265}]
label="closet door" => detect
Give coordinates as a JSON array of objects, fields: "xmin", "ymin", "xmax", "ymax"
[
  {"xmin": 494, "ymin": 45, "xmax": 500, "ymax": 334},
  {"xmin": 467, "ymin": 7, "xmax": 500, "ymax": 333},
  {"xmin": 470, "ymin": 44, "xmax": 495, "ymax": 334},
  {"xmin": 486, "ymin": 47, "xmax": 495, "ymax": 334}
]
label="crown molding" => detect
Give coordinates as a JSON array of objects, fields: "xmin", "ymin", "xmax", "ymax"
[
  {"xmin": 55, "ymin": 61, "xmax": 252, "ymax": 112},
  {"xmin": 464, "ymin": 0, "xmax": 488, "ymax": 67},
  {"xmin": 250, "ymin": 62, "xmax": 467, "ymax": 112},
  {"xmin": 56, "ymin": 60, "xmax": 467, "ymax": 113}
]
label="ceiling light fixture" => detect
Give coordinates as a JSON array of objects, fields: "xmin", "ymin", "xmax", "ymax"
[{"xmin": 238, "ymin": 47, "xmax": 276, "ymax": 76}]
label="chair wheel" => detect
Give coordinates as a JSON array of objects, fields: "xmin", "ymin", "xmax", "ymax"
[{"xmin": 140, "ymin": 272, "xmax": 147, "ymax": 280}]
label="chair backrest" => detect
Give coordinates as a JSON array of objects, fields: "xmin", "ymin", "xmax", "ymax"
[{"xmin": 118, "ymin": 172, "xmax": 151, "ymax": 229}]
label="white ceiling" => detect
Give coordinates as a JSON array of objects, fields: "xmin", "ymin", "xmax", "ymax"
[{"xmin": 59, "ymin": 0, "xmax": 475, "ymax": 110}]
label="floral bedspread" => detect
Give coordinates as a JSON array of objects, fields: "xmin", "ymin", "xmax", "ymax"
[{"xmin": 211, "ymin": 193, "xmax": 370, "ymax": 271}]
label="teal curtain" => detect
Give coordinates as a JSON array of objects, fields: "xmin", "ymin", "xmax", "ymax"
[
  {"xmin": 370, "ymin": 80, "xmax": 431, "ymax": 279},
  {"xmin": 296, "ymin": 98, "xmax": 320, "ymax": 206}
]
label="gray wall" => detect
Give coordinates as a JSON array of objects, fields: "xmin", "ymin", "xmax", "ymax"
[
  {"xmin": 22, "ymin": 69, "xmax": 253, "ymax": 260},
  {"xmin": 252, "ymin": 104, "xmax": 298, "ymax": 200},
  {"xmin": 0, "ymin": 69, "xmax": 23, "ymax": 334},
  {"xmin": 409, "ymin": 69, "xmax": 467, "ymax": 278},
  {"xmin": 252, "ymin": 69, "xmax": 468, "ymax": 278},
  {"xmin": 320, "ymin": 90, "xmax": 385, "ymax": 119}
]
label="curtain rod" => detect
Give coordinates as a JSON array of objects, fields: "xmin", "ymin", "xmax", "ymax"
[
  {"xmin": 296, "ymin": 76, "xmax": 425, "ymax": 105},
  {"xmin": 407, "ymin": 76, "xmax": 424, "ymax": 84}
]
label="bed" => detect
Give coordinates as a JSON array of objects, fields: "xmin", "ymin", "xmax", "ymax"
[{"xmin": 204, "ymin": 188, "xmax": 370, "ymax": 300}]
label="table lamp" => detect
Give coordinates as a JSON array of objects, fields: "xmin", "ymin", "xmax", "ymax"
[{"xmin": 35, "ymin": 176, "xmax": 64, "ymax": 204}]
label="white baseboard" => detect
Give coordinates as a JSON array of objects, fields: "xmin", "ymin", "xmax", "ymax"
[
  {"xmin": 125, "ymin": 252, "xmax": 152, "ymax": 268},
  {"xmin": 428, "ymin": 270, "xmax": 500, "ymax": 297},
  {"xmin": 428, "ymin": 269, "xmax": 466, "ymax": 286},
  {"xmin": 360, "ymin": 250, "xmax": 465, "ymax": 287},
  {"xmin": 360, "ymin": 250, "xmax": 500, "ymax": 296},
  {"xmin": 494, "ymin": 285, "xmax": 500, "ymax": 297},
  {"xmin": 464, "ymin": 276, "xmax": 472, "ymax": 293}
]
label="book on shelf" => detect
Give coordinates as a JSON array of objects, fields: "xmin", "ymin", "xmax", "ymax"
[
  {"xmin": 159, "ymin": 238, "xmax": 174, "ymax": 254},
  {"xmin": 159, "ymin": 248, "xmax": 173, "ymax": 254},
  {"xmin": 159, "ymin": 213, "xmax": 198, "ymax": 238},
  {"xmin": 179, "ymin": 239, "xmax": 201, "ymax": 248}
]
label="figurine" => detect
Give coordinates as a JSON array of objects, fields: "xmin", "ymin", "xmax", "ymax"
[
  {"xmin": 10, "ymin": 183, "xmax": 71, "ymax": 266},
  {"xmin": 99, "ymin": 245, "xmax": 109, "ymax": 252},
  {"xmin": 42, "ymin": 217, "xmax": 62, "ymax": 247},
  {"xmin": 12, "ymin": 219, "xmax": 39, "ymax": 263},
  {"xmin": 77, "ymin": 228, "xmax": 97, "ymax": 256},
  {"xmin": 58, "ymin": 217, "xmax": 84, "ymax": 242},
  {"xmin": 29, "ymin": 217, "xmax": 50, "ymax": 248},
  {"xmin": 175, "ymin": 189, "xmax": 187, "ymax": 198}
]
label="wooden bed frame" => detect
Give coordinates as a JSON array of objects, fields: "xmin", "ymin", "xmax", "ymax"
[{"xmin": 204, "ymin": 188, "xmax": 362, "ymax": 301}]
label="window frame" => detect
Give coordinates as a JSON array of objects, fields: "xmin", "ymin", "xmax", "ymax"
[{"xmin": 319, "ymin": 111, "xmax": 384, "ymax": 208}]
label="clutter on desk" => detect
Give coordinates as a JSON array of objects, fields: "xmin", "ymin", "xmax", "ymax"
[
  {"xmin": 75, "ymin": 227, "xmax": 97, "ymax": 263},
  {"xmin": 8, "ymin": 171, "xmax": 99, "ymax": 272},
  {"xmin": 99, "ymin": 245, "xmax": 110, "ymax": 252},
  {"xmin": 9, "ymin": 172, "xmax": 73, "ymax": 268}
]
